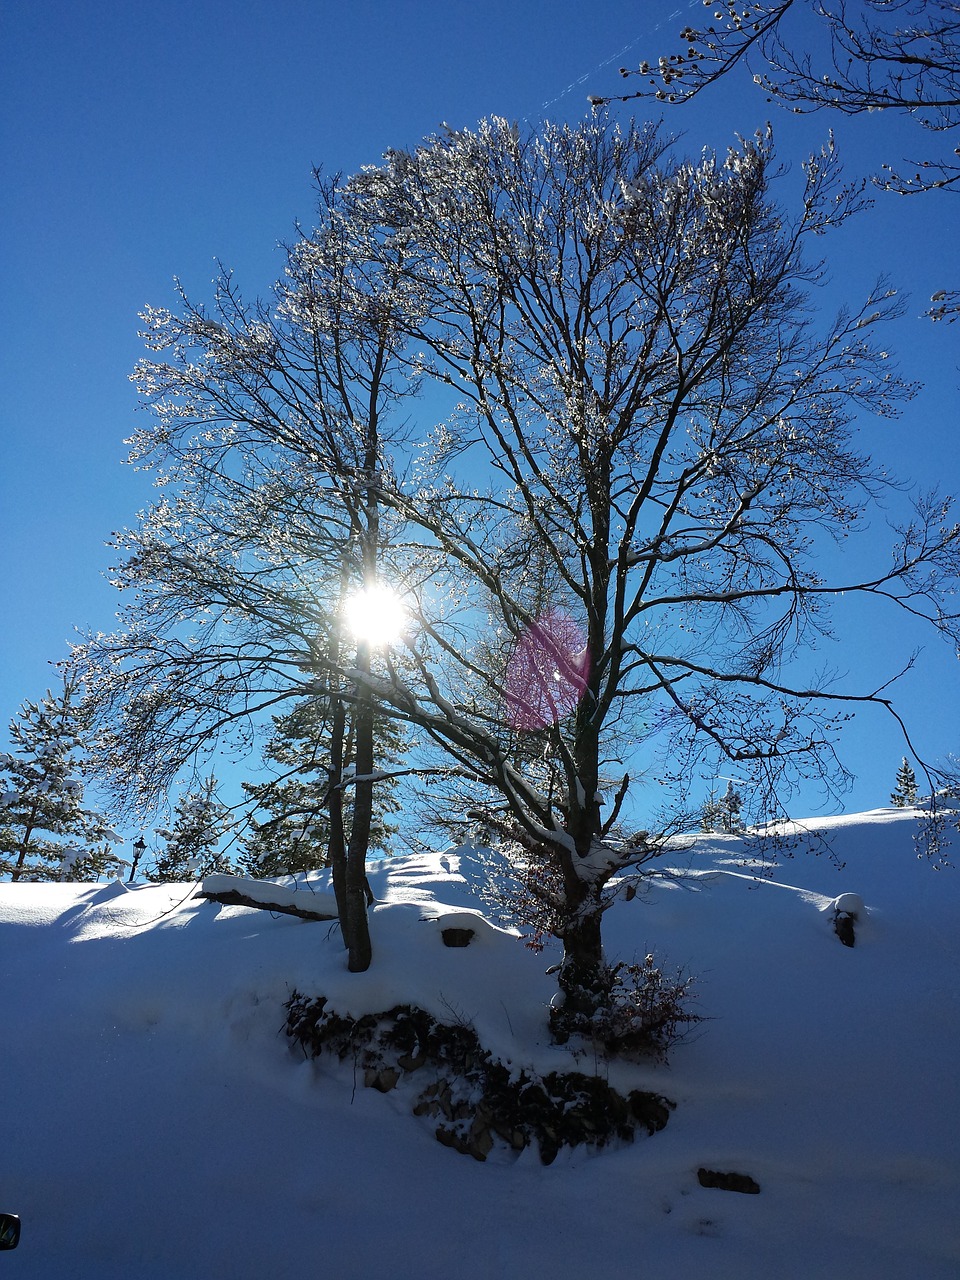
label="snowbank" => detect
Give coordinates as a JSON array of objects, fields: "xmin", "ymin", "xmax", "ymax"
[{"xmin": 0, "ymin": 809, "xmax": 957, "ymax": 1278}]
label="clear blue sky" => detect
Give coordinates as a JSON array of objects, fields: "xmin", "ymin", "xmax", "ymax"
[{"xmin": 1, "ymin": 0, "xmax": 956, "ymax": 820}]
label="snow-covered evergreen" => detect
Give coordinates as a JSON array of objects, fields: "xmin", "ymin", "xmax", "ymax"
[
  {"xmin": 701, "ymin": 779, "xmax": 744, "ymax": 833},
  {"xmin": 149, "ymin": 776, "xmax": 231, "ymax": 880},
  {"xmin": 238, "ymin": 697, "xmax": 403, "ymax": 879},
  {"xmin": 890, "ymin": 756, "xmax": 920, "ymax": 807},
  {"xmin": 0, "ymin": 678, "xmax": 119, "ymax": 881}
]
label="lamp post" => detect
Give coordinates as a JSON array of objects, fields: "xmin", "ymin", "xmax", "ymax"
[{"xmin": 128, "ymin": 836, "xmax": 147, "ymax": 883}]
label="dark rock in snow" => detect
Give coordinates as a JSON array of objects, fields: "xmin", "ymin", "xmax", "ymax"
[
  {"xmin": 697, "ymin": 1167, "xmax": 761, "ymax": 1194},
  {"xmin": 284, "ymin": 991, "xmax": 676, "ymax": 1163},
  {"xmin": 834, "ymin": 912, "xmax": 856, "ymax": 948},
  {"xmin": 364, "ymin": 1066, "xmax": 400, "ymax": 1092},
  {"xmin": 441, "ymin": 927, "xmax": 475, "ymax": 947}
]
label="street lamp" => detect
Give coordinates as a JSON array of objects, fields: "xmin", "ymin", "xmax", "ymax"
[{"xmin": 128, "ymin": 837, "xmax": 147, "ymax": 883}]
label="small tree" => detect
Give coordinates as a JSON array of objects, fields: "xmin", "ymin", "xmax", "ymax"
[
  {"xmin": 149, "ymin": 777, "xmax": 231, "ymax": 881},
  {"xmin": 702, "ymin": 780, "xmax": 744, "ymax": 833},
  {"xmin": 891, "ymin": 756, "xmax": 920, "ymax": 807},
  {"xmin": 0, "ymin": 677, "xmax": 116, "ymax": 881},
  {"xmin": 238, "ymin": 695, "xmax": 402, "ymax": 878},
  {"xmin": 59, "ymin": 841, "xmax": 127, "ymax": 883}
]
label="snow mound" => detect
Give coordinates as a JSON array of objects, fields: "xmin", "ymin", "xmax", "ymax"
[
  {"xmin": 0, "ymin": 808, "xmax": 957, "ymax": 1279},
  {"xmin": 831, "ymin": 891, "xmax": 866, "ymax": 917}
]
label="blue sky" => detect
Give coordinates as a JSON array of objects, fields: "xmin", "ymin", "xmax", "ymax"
[{"xmin": 1, "ymin": 0, "xmax": 957, "ymax": 821}]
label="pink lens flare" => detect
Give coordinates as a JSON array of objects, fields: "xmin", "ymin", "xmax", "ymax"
[{"xmin": 504, "ymin": 609, "xmax": 590, "ymax": 731}]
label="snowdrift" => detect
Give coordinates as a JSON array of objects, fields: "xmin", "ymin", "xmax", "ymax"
[{"xmin": 1, "ymin": 808, "xmax": 958, "ymax": 1279}]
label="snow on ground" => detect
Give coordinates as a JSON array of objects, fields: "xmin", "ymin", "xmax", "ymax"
[{"xmin": 1, "ymin": 808, "xmax": 958, "ymax": 1279}]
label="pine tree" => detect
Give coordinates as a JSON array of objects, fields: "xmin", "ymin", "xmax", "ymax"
[
  {"xmin": 58, "ymin": 840, "xmax": 127, "ymax": 883},
  {"xmin": 701, "ymin": 781, "xmax": 743, "ymax": 834},
  {"xmin": 700, "ymin": 796, "xmax": 724, "ymax": 833},
  {"xmin": 149, "ymin": 777, "xmax": 231, "ymax": 880},
  {"xmin": 0, "ymin": 676, "xmax": 118, "ymax": 881},
  {"xmin": 891, "ymin": 757, "xmax": 920, "ymax": 808},
  {"xmin": 238, "ymin": 697, "xmax": 403, "ymax": 879}
]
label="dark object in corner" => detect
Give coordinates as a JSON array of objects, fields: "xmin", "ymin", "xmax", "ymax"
[
  {"xmin": 697, "ymin": 1168, "xmax": 760, "ymax": 1194},
  {"xmin": 0, "ymin": 1213, "xmax": 20, "ymax": 1250},
  {"xmin": 834, "ymin": 912, "xmax": 856, "ymax": 948},
  {"xmin": 441, "ymin": 927, "xmax": 475, "ymax": 948}
]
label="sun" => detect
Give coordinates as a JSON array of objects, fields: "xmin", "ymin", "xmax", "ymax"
[{"xmin": 343, "ymin": 584, "xmax": 407, "ymax": 647}]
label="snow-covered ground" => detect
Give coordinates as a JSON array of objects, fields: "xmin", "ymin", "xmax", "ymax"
[{"xmin": 1, "ymin": 808, "xmax": 957, "ymax": 1279}]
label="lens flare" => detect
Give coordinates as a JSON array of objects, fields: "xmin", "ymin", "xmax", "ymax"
[
  {"xmin": 504, "ymin": 610, "xmax": 589, "ymax": 730},
  {"xmin": 343, "ymin": 584, "xmax": 407, "ymax": 647}
]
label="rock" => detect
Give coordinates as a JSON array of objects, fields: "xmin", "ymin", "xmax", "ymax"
[
  {"xmin": 412, "ymin": 1093, "xmax": 440, "ymax": 1118},
  {"xmin": 364, "ymin": 1066, "xmax": 399, "ymax": 1093},
  {"xmin": 697, "ymin": 1168, "xmax": 760, "ymax": 1194},
  {"xmin": 436, "ymin": 1124, "xmax": 488, "ymax": 1162},
  {"xmin": 435, "ymin": 1125, "xmax": 461, "ymax": 1153},
  {"xmin": 441, "ymin": 927, "xmax": 475, "ymax": 947},
  {"xmin": 285, "ymin": 990, "xmax": 676, "ymax": 1164},
  {"xmin": 830, "ymin": 893, "xmax": 864, "ymax": 947},
  {"xmin": 468, "ymin": 1119, "xmax": 495, "ymax": 1159},
  {"xmin": 834, "ymin": 912, "xmax": 856, "ymax": 947},
  {"xmin": 629, "ymin": 1090, "xmax": 675, "ymax": 1134}
]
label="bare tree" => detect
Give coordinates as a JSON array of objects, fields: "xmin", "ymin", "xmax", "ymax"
[
  {"xmin": 338, "ymin": 116, "xmax": 959, "ymax": 1033},
  {"xmin": 592, "ymin": 1, "xmax": 960, "ymax": 318},
  {"xmin": 76, "ymin": 180, "xmax": 416, "ymax": 970},
  {"xmin": 79, "ymin": 117, "xmax": 960, "ymax": 1037}
]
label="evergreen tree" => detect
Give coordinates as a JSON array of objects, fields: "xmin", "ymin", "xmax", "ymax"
[
  {"xmin": 238, "ymin": 696, "xmax": 403, "ymax": 879},
  {"xmin": 0, "ymin": 677, "xmax": 118, "ymax": 881},
  {"xmin": 149, "ymin": 777, "xmax": 231, "ymax": 880},
  {"xmin": 701, "ymin": 780, "xmax": 744, "ymax": 834},
  {"xmin": 58, "ymin": 840, "xmax": 127, "ymax": 883},
  {"xmin": 700, "ymin": 797, "xmax": 724, "ymax": 833},
  {"xmin": 891, "ymin": 757, "xmax": 920, "ymax": 808}
]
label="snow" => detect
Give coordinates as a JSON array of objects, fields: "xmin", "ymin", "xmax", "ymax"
[
  {"xmin": 1, "ymin": 807, "xmax": 958, "ymax": 1278},
  {"xmin": 200, "ymin": 872, "xmax": 339, "ymax": 918},
  {"xmin": 832, "ymin": 891, "xmax": 866, "ymax": 917}
]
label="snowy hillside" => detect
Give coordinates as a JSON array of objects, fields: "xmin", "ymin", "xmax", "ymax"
[{"xmin": 1, "ymin": 808, "xmax": 958, "ymax": 1279}]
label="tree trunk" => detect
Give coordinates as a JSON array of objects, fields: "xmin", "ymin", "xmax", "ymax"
[
  {"xmin": 326, "ymin": 693, "xmax": 349, "ymax": 943},
  {"xmin": 551, "ymin": 874, "xmax": 612, "ymax": 1042},
  {"xmin": 342, "ymin": 415, "xmax": 383, "ymax": 974},
  {"xmin": 10, "ymin": 801, "xmax": 42, "ymax": 882},
  {"xmin": 345, "ymin": 640, "xmax": 374, "ymax": 973},
  {"xmin": 552, "ymin": 695, "xmax": 611, "ymax": 1040},
  {"xmin": 326, "ymin": 561, "xmax": 352, "ymax": 948}
]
